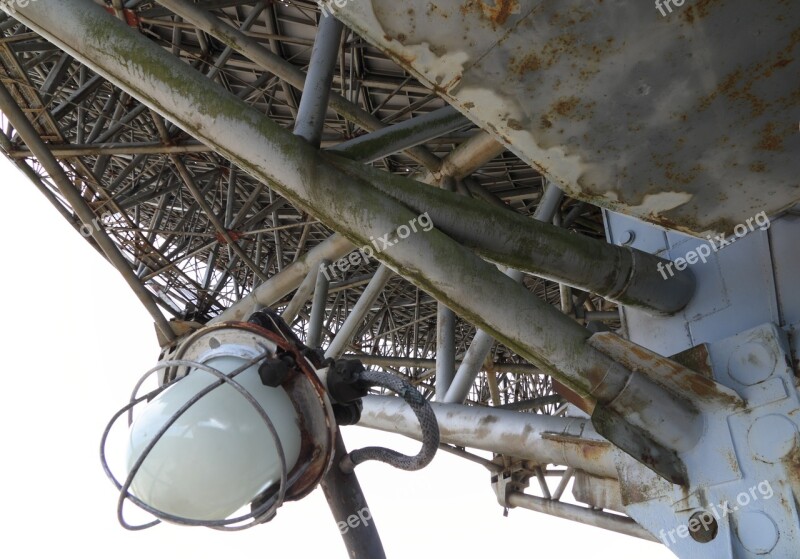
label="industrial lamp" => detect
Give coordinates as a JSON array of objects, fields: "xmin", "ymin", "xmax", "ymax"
[
  {"xmin": 101, "ymin": 320, "xmax": 337, "ymax": 530},
  {"xmin": 102, "ymin": 310, "xmax": 439, "ymax": 533}
]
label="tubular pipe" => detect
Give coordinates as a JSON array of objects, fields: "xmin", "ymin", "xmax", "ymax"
[
  {"xmin": 15, "ymin": 1, "xmax": 700, "ymax": 426},
  {"xmin": 505, "ymin": 493, "xmax": 658, "ymax": 542},
  {"xmin": 330, "ymin": 106, "xmax": 470, "ymax": 163},
  {"xmin": 344, "ymin": 355, "xmax": 541, "ymax": 375},
  {"xmin": 326, "ymin": 155, "xmax": 696, "ymax": 315},
  {"xmin": 325, "ymin": 265, "xmax": 394, "ymax": 359},
  {"xmin": 293, "ymin": 15, "xmax": 342, "ymax": 147},
  {"xmin": 157, "ymin": 0, "xmax": 441, "ymax": 172},
  {"xmin": 0, "ymin": 79, "xmax": 175, "ymax": 342},
  {"xmin": 444, "ymin": 184, "xmax": 563, "ymax": 404},
  {"xmin": 212, "ymin": 234, "xmax": 355, "ymax": 323},
  {"xmin": 435, "ymin": 303, "xmax": 456, "ymax": 400},
  {"xmin": 358, "ymin": 395, "xmax": 624, "ymax": 479}
]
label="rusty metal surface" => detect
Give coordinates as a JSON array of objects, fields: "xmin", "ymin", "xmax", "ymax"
[{"xmin": 333, "ymin": 0, "xmax": 800, "ymax": 236}]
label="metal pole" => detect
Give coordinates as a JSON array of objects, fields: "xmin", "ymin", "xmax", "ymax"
[
  {"xmin": 325, "ymin": 265, "xmax": 394, "ymax": 359},
  {"xmin": 304, "ymin": 236, "xmax": 330, "ymax": 345},
  {"xmin": 212, "ymin": 234, "xmax": 354, "ymax": 323},
  {"xmin": 18, "ymin": 0, "xmax": 698, "ymax": 431},
  {"xmin": 0, "ymin": 79, "xmax": 176, "ymax": 343},
  {"xmin": 358, "ymin": 395, "xmax": 626, "ymax": 479},
  {"xmin": 156, "ymin": 0, "xmax": 441, "ymax": 171},
  {"xmin": 321, "ymin": 434, "xmax": 387, "ymax": 559},
  {"xmin": 444, "ymin": 184, "xmax": 563, "ymax": 403},
  {"xmin": 417, "ymin": 130, "xmax": 505, "ymax": 183},
  {"xmin": 306, "ymin": 261, "xmax": 329, "ymax": 348},
  {"xmin": 282, "ymin": 266, "xmax": 319, "ymax": 324},
  {"xmin": 290, "ymin": 15, "xmax": 385, "ymax": 556},
  {"xmin": 505, "ymin": 492, "xmax": 658, "ymax": 542},
  {"xmin": 214, "ymin": 119, "xmax": 515, "ymax": 324},
  {"xmin": 327, "ymin": 156, "xmax": 696, "ymax": 314},
  {"xmin": 329, "ymin": 106, "xmax": 470, "ymax": 163},
  {"xmin": 293, "ymin": 15, "xmax": 343, "ymax": 147},
  {"xmin": 343, "ymin": 355, "xmax": 542, "ymax": 375},
  {"xmin": 435, "ymin": 303, "xmax": 456, "ymax": 400}
]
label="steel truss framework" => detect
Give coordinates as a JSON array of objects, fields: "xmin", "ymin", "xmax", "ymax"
[
  {"xmin": 8, "ymin": 3, "xmax": 800, "ymax": 558},
  {"xmin": 0, "ymin": 1, "xmax": 615, "ymax": 408}
]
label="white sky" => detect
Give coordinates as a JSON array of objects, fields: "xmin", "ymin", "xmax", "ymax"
[{"xmin": 0, "ymin": 155, "xmax": 674, "ymax": 558}]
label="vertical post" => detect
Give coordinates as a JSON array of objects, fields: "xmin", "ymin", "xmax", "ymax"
[
  {"xmin": 321, "ymin": 434, "xmax": 386, "ymax": 559},
  {"xmin": 289, "ymin": 13, "xmax": 386, "ymax": 558},
  {"xmin": 293, "ymin": 15, "xmax": 343, "ymax": 147},
  {"xmin": 435, "ymin": 304, "xmax": 456, "ymax": 400},
  {"xmin": 307, "ymin": 259, "xmax": 331, "ymax": 348}
]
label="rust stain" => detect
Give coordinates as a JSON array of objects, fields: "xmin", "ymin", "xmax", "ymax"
[
  {"xmin": 460, "ymin": 0, "xmax": 520, "ymax": 27},
  {"xmin": 758, "ymin": 122, "xmax": 784, "ymax": 151},
  {"xmin": 483, "ymin": 0, "xmax": 520, "ymax": 26},
  {"xmin": 783, "ymin": 445, "xmax": 800, "ymax": 487},
  {"xmin": 553, "ymin": 96, "xmax": 580, "ymax": 116},
  {"xmin": 663, "ymin": 162, "xmax": 705, "ymax": 185},
  {"xmin": 510, "ymin": 53, "xmax": 543, "ymax": 75},
  {"xmin": 579, "ymin": 441, "xmax": 610, "ymax": 462},
  {"xmin": 681, "ymin": 0, "xmax": 723, "ymax": 24},
  {"xmin": 681, "ymin": 371, "xmax": 723, "ymax": 399},
  {"xmin": 670, "ymin": 344, "xmax": 714, "ymax": 378},
  {"xmin": 507, "ymin": 118, "xmax": 525, "ymax": 130}
]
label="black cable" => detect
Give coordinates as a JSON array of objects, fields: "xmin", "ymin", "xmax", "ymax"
[{"xmin": 340, "ymin": 370, "xmax": 439, "ymax": 473}]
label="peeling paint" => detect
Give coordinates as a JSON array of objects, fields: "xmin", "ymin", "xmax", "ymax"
[{"xmin": 334, "ymin": 1, "xmax": 800, "ymax": 237}]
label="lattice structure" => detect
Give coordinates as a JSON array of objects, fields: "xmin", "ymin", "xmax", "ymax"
[{"xmin": 0, "ymin": 1, "xmax": 618, "ymax": 410}]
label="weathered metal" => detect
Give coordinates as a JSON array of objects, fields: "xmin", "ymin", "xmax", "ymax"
[
  {"xmin": 0, "ymin": 78, "xmax": 175, "ymax": 342},
  {"xmin": 503, "ymin": 492, "xmax": 657, "ymax": 542},
  {"xmin": 331, "ymin": 1, "xmax": 800, "ymax": 236},
  {"xmin": 358, "ymin": 394, "xmax": 626, "ymax": 480},
  {"xmin": 6, "ymin": 1, "xmax": 594, "ymax": 397},
  {"xmin": 326, "ymin": 155, "xmax": 697, "ymax": 314},
  {"xmin": 214, "ymin": 234, "xmax": 355, "ymax": 324},
  {"xmin": 330, "ymin": 106, "xmax": 470, "ymax": 163},
  {"xmin": 326, "ymin": 265, "xmax": 394, "ymax": 359}
]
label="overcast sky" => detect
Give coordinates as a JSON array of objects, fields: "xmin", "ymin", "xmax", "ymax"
[{"xmin": 0, "ymin": 155, "xmax": 673, "ymax": 558}]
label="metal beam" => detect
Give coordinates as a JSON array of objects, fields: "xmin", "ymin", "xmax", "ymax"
[
  {"xmin": 358, "ymin": 395, "xmax": 625, "ymax": 479},
  {"xmin": 292, "ymin": 15, "xmax": 342, "ymax": 147},
  {"xmin": 15, "ymin": 1, "xmax": 700, "ymax": 444},
  {"xmin": 0, "ymin": 78, "xmax": 175, "ymax": 342},
  {"xmin": 326, "ymin": 265, "xmax": 394, "ymax": 359},
  {"xmin": 212, "ymin": 234, "xmax": 355, "ymax": 323},
  {"xmin": 156, "ymin": 0, "xmax": 442, "ymax": 171},
  {"xmin": 307, "ymin": 261, "xmax": 331, "ymax": 348},
  {"xmin": 434, "ymin": 303, "xmax": 456, "ymax": 400},
  {"xmin": 443, "ymin": 183, "xmax": 563, "ymax": 404},
  {"xmin": 344, "ymin": 355, "xmax": 541, "ymax": 375},
  {"xmin": 329, "ymin": 106, "xmax": 470, "ymax": 164},
  {"xmin": 327, "ymin": 156, "xmax": 696, "ymax": 314},
  {"xmin": 505, "ymin": 493, "xmax": 657, "ymax": 542}
]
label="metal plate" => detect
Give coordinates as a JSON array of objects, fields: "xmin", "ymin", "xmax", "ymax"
[{"xmin": 333, "ymin": 0, "xmax": 800, "ymax": 236}]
